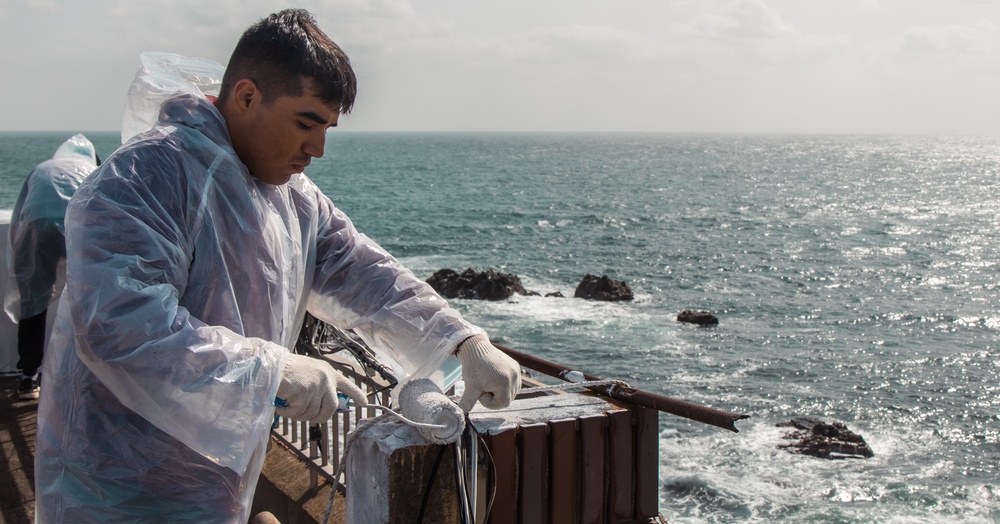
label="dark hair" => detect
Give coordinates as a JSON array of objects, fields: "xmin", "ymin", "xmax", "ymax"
[{"xmin": 218, "ymin": 9, "xmax": 356, "ymax": 113}]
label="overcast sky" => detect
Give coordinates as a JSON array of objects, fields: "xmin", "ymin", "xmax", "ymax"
[{"xmin": 1, "ymin": 0, "xmax": 998, "ymax": 134}]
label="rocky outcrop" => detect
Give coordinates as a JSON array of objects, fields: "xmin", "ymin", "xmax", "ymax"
[
  {"xmin": 677, "ymin": 310, "xmax": 719, "ymax": 326},
  {"xmin": 574, "ymin": 274, "xmax": 634, "ymax": 301},
  {"xmin": 776, "ymin": 417, "xmax": 874, "ymax": 460},
  {"xmin": 426, "ymin": 268, "xmax": 530, "ymax": 301},
  {"xmin": 426, "ymin": 270, "xmax": 638, "ymax": 301}
]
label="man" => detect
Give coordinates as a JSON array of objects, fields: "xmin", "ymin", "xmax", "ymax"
[
  {"xmin": 4, "ymin": 133, "xmax": 98, "ymax": 399},
  {"xmin": 35, "ymin": 9, "xmax": 520, "ymax": 523}
]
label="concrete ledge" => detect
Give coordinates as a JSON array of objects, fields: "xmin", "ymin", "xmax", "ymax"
[{"xmin": 346, "ymin": 419, "xmax": 462, "ymax": 524}]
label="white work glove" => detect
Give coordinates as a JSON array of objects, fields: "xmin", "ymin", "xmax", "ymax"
[
  {"xmin": 275, "ymin": 353, "xmax": 368, "ymax": 423},
  {"xmin": 456, "ymin": 335, "xmax": 522, "ymax": 412}
]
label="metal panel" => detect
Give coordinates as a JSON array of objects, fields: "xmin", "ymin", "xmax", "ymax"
[
  {"xmin": 519, "ymin": 423, "xmax": 549, "ymax": 524},
  {"xmin": 548, "ymin": 418, "xmax": 577, "ymax": 524},
  {"xmin": 486, "ymin": 430, "xmax": 518, "ymax": 524},
  {"xmin": 634, "ymin": 407, "xmax": 660, "ymax": 519},
  {"xmin": 607, "ymin": 410, "xmax": 634, "ymax": 523},
  {"xmin": 578, "ymin": 414, "xmax": 607, "ymax": 524}
]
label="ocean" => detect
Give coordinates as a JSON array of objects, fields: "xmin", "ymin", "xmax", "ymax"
[{"xmin": 2, "ymin": 131, "xmax": 998, "ymax": 522}]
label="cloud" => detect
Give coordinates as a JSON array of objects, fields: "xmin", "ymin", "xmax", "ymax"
[
  {"xmin": 678, "ymin": 0, "xmax": 851, "ymax": 70},
  {"xmin": 898, "ymin": 20, "xmax": 998, "ymax": 60},
  {"xmin": 308, "ymin": 1, "xmax": 456, "ymax": 57},
  {"xmin": 851, "ymin": 18, "xmax": 1000, "ymax": 84},
  {"xmin": 688, "ymin": 0, "xmax": 792, "ymax": 41},
  {"xmin": 498, "ymin": 25, "xmax": 660, "ymax": 66}
]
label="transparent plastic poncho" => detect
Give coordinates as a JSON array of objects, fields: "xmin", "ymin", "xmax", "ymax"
[
  {"xmin": 34, "ymin": 52, "xmax": 481, "ymax": 523},
  {"xmin": 4, "ymin": 134, "xmax": 97, "ymax": 322}
]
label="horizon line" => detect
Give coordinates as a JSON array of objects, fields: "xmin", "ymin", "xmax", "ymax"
[{"xmin": 2, "ymin": 129, "xmax": 999, "ymax": 137}]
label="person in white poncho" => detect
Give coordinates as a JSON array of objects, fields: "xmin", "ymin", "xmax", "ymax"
[
  {"xmin": 35, "ymin": 9, "xmax": 520, "ymax": 523},
  {"xmin": 5, "ymin": 133, "xmax": 98, "ymax": 399}
]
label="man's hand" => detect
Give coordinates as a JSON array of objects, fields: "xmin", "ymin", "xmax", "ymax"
[
  {"xmin": 456, "ymin": 335, "xmax": 522, "ymax": 411},
  {"xmin": 276, "ymin": 353, "xmax": 367, "ymax": 423}
]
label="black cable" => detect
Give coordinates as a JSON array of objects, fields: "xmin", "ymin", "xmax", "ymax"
[
  {"xmin": 368, "ymin": 383, "xmax": 394, "ymax": 399},
  {"xmin": 417, "ymin": 444, "xmax": 449, "ymax": 524},
  {"xmin": 456, "ymin": 440, "xmax": 472, "ymax": 524},
  {"xmin": 461, "ymin": 414, "xmax": 477, "ymax": 522},
  {"xmin": 479, "ymin": 434, "xmax": 498, "ymax": 521}
]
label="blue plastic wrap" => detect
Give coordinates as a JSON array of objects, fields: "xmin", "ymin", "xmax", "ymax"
[{"xmin": 4, "ymin": 134, "xmax": 97, "ymax": 321}]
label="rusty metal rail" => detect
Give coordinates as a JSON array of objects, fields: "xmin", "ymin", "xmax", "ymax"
[{"xmin": 494, "ymin": 343, "xmax": 750, "ymax": 432}]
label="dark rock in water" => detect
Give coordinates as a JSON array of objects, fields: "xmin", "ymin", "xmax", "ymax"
[
  {"xmin": 677, "ymin": 310, "xmax": 719, "ymax": 325},
  {"xmin": 574, "ymin": 274, "xmax": 634, "ymax": 301},
  {"xmin": 777, "ymin": 417, "xmax": 874, "ymax": 460},
  {"xmin": 545, "ymin": 291, "xmax": 565, "ymax": 298},
  {"xmin": 426, "ymin": 268, "xmax": 530, "ymax": 301}
]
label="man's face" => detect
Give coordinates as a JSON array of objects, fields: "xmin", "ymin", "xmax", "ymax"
[{"xmin": 228, "ymin": 78, "xmax": 340, "ymax": 185}]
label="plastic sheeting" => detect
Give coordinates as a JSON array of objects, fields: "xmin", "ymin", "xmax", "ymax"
[
  {"xmin": 35, "ymin": 52, "xmax": 482, "ymax": 523},
  {"xmin": 4, "ymin": 134, "xmax": 96, "ymax": 322}
]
